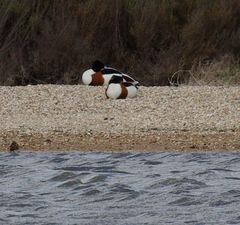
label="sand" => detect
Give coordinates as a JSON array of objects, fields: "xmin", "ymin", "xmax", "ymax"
[{"xmin": 0, "ymin": 85, "xmax": 239, "ymax": 152}]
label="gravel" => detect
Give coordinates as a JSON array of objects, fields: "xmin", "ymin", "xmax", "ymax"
[{"xmin": 0, "ymin": 85, "xmax": 239, "ymax": 151}]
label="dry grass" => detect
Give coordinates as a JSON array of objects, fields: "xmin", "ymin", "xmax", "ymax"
[
  {"xmin": 188, "ymin": 56, "xmax": 240, "ymax": 86},
  {"xmin": 168, "ymin": 56, "xmax": 240, "ymax": 86}
]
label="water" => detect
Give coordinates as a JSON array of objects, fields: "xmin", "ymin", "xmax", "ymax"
[{"xmin": 1, "ymin": 152, "xmax": 240, "ymax": 225}]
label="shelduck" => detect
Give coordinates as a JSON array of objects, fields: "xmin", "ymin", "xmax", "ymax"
[
  {"xmin": 105, "ymin": 75, "xmax": 138, "ymax": 99},
  {"xmin": 82, "ymin": 60, "xmax": 139, "ymax": 86}
]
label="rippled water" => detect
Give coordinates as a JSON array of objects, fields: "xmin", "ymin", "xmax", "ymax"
[{"xmin": 1, "ymin": 152, "xmax": 240, "ymax": 225}]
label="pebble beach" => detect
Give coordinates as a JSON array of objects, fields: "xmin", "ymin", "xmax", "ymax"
[{"xmin": 0, "ymin": 85, "xmax": 239, "ymax": 152}]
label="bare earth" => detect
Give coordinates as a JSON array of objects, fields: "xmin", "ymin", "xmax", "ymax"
[{"xmin": 0, "ymin": 85, "xmax": 239, "ymax": 152}]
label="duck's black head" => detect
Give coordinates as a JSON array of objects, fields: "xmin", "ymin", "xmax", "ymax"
[
  {"xmin": 109, "ymin": 75, "xmax": 123, "ymax": 84},
  {"xmin": 92, "ymin": 60, "xmax": 105, "ymax": 72}
]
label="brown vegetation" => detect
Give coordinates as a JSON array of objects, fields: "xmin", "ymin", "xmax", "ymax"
[{"xmin": 0, "ymin": 0, "xmax": 240, "ymax": 86}]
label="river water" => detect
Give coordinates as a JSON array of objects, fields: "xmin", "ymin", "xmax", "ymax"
[{"xmin": 1, "ymin": 152, "xmax": 240, "ymax": 225}]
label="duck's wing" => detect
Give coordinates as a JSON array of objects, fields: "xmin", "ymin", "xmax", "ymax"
[
  {"xmin": 123, "ymin": 81, "xmax": 139, "ymax": 89},
  {"xmin": 122, "ymin": 74, "xmax": 139, "ymax": 85},
  {"xmin": 102, "ymin": 67, "xmax": 139, "ymax": 85},
  {"xmin": 101, "ymin": 68, "xmax": 122, "ymax": 75},
  {"xmin": 123, "ymin": 82, "xmax": 133, "ymax": 87}
]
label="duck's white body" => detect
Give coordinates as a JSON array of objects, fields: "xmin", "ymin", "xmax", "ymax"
[
  {"xmin": 126, "ymin": 85, "xmax": 138, "ymax": 98},
  {"xmin": 82, "ymin": 69, "xmax": 94, "ymax": 85}
]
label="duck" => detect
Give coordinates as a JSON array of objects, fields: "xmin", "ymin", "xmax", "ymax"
[
  {"xmin": 82, "ymin": 60, "xmax": 139, "ymax": 86},
  {"xmin": 105, "ymin": 75, "xmax": 138, "ymax": 99}
]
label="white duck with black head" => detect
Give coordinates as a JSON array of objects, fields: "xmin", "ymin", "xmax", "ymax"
[
  {"xmin": 106, "ymin": 75, "xmax": 138, "ymax": 99},
  {"xmin": 82, "ymin": 60, "xmax": 139, "ymax": 86}
]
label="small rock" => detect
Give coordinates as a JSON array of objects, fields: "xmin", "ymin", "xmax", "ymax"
[
  {"xmin": 190, "ymin": 144, "xmax": 197, "ymax": 149},
  {"xmin": 44, "ymin": 139, "xmax": 52, "ymax": 145},
  {"xmin": 45, "ymin": 139, "xmax": 51, "ymax": 143},
  {"xmin": 9, "ymin": 141, "xmax": 19, "ymax": 152}
]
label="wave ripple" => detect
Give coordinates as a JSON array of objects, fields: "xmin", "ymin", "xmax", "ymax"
[{"xmin": 1, "ymin": 152, "xmax": 240, "ymax": 224}]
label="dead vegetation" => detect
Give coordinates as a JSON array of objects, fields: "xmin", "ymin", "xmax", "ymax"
[{"xmin": 0, "ymin": 0, "xmax": 240, "ymax": 86}]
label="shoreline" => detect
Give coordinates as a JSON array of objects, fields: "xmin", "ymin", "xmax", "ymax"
[
  {"xmin": 0, "ymin": 85, "xmax": 239, "ymax": 152},
  {"xmin": 1, "ymin": 130, "xmax": 240, "ymax": 152}
]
